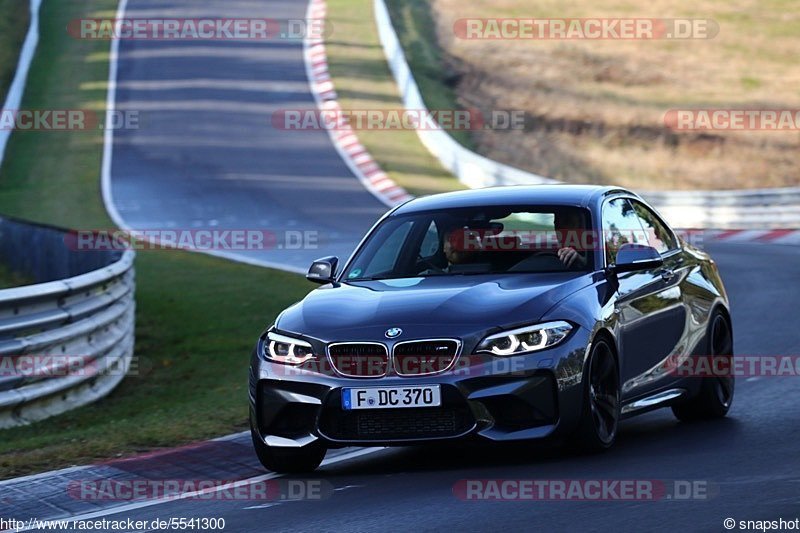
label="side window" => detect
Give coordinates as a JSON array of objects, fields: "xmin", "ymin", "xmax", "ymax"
[
  {"xmin": 629, "ymin": 200, "xmax": 678, "ymax": 254},
  {"xmin": 602, "ymin": 198, "xmax": 649, "ymax": 265},
  {"xmin": 419, "ymin": 221, "xmax": 440, "ymax": 259}
]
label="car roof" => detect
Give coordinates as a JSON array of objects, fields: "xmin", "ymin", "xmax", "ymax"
[{"xmin": 392, "ymin": 185, "xmax": 634, "ymax": 215}]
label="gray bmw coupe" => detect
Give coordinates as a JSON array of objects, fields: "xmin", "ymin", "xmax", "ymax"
[{"xmin": 249, "ymin": 185, "xmax": 733, "ymax": 472}]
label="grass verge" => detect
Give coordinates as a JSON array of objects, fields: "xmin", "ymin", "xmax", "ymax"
[
  {"xmin": 0, "ymin": 1, "xmax": 313, "ymax": 479},
  {"xmin": 326, "ymin": 0, "xmax": 463, "ymax": 196},
  {"xmin": 0, "ymin": 262, "xmax": 33, "ymax": 289},
  {"xmin": 0, "ymin": 0, "xmax": 30, "ymax": 102}
]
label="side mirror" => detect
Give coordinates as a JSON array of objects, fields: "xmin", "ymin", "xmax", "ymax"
[
  {"xmin": 612, "ymin": 243, "xmax": 663, "ymax": 273},
  {"xmin": 307, "ymin": 256, "xmax": 338, "ymax": 284}
]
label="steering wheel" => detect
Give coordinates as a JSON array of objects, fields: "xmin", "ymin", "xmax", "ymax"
[
  {"xmin": 544, "ymin": 248, "xmax": 584, "ymax": 268},
  {"xmin": 534, "ymin": 250, "xmax": 562, "ymax": 260},
  {"xmin": 416, "ymin": 254, "xmax": 446, "ymax": 274}
]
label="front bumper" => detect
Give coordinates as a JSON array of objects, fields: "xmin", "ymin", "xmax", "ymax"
[{"xmin": 249, "ymin": 328, "xmax": 590, "ymax": 448}]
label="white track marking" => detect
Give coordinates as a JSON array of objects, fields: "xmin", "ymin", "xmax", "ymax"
[
  {"xmin": 0, "ymin": 0, "xmax": 43, "ymax": 163},
  {"xmin": 302, "ymin": 0, "xmax": 411, "ymax": 208},
  {"xmin": 99, "ymin": 0, "xmax": 310, "ymax": 275},
  {"xmin": 14, "ymin": 447, "xmax": 384, "ymax": 531}
]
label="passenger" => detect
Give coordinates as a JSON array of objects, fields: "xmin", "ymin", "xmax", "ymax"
[
  {"xmin": 554, "ymin": 210, "xmax": 588, "ymax": 268},
  {"xmin": 420, "ymin": 226, "xmax": 479, "ymax": 274}
]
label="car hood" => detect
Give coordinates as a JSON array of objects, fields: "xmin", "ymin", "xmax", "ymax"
[{"xmin": 276, "ymin": 273, "xmax": 594, "ymax": 341}]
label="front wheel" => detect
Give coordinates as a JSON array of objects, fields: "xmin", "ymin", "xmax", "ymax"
[
  {"xmin": 250, "ymin": 423, "xmax": 326, "ymax": 473},
  {"xmin": 672, "ymin": 311, "xmax": 734, "ymax": 421},
  {"xmin": 573, "ymin": 338, "xmax": 620, "ymax": 452}
]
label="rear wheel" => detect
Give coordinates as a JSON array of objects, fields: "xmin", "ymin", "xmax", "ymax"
[
  {"xmin": 672, "ymin": 311, "xmax": 734, "ymax": 421},
  {"xmin": 250, "ymin": 422, "xmax": 326, "ymax": 473},
  {"xmin": 573, "ymin": 338, "xmax": 620, "ymax": 452}
]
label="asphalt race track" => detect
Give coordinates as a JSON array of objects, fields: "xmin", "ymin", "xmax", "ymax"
[
  {"xmin": 19, "ymin": 0, "xmax": 800, "ymax": 530},
  {"xmin": 107, "ymin": 0, "xmax": 388, "ymax": 271},
  {"xmin": 20, "ymin": 242, "xmax": 799, "ymax": 532}
]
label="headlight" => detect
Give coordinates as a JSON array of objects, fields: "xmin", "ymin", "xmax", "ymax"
[
  {"xmin": 263, "ymin": 331, "xmax": 315, "ymax": 365},
  {"xmin": 475, "ymin": 321, "xmax": 573, "ymax": 356}
]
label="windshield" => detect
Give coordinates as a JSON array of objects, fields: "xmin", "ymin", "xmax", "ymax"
[{"xmin": 343, "ymin": 206, "xmax": 594, "ymax": 281}]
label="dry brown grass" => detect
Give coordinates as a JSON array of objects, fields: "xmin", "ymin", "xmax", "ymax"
[{"xmin": 428, "ymin": 0, "xmax": 800, "ymax": 189}]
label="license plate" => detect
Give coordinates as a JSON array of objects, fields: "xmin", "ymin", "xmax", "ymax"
[{"xmin": 341, "ymin": 385, "xmax": 441, "ymax": 410}]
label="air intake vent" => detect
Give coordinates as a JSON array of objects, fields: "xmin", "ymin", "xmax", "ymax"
[
  {"xmin": 393, "ymin": 339, "xmax": 460, "ymax": 376},
  {"xmin": 328, "ymin": 343, "xmax": 388, "ymax": 377}
]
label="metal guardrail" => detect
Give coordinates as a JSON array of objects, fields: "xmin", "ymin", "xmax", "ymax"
[
  {"xmin": 373, "ymin": 0, "xmax": 800, "ymax": 229},
  {"xmin": 641, "ymin": 190, "xmax": 800, "ymax": 229},
  {"xmin": 0, "ymin": 216, "xmax": 135, "ymax": 428}
]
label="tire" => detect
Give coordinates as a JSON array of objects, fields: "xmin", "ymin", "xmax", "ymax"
[
  {"xmin": 672, "ymin": 311, "xmax": 734, "ymax": 421},
  {"xmin": 573, "ymin": 338, "xmax": 621, "ymax": 452},
  {"xmin": 250, "ymin": 422, "xmax": 326, "ymax": 473}
]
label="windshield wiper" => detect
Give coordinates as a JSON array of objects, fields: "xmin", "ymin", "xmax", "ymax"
[
  {"xmin": 417, "ymin": 271, "xmax": 493, "ymax": 277},
  {"xmin": 349, "ymin": 272, "xmax": 496, "ymax": 281}
]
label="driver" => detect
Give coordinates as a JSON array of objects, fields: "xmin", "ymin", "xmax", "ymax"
[
  {"xmin": 554, "ymin": 209, "xmax": 588, "ymax": 268},
  {"xmin": 443, "ymin": 226, "xmax": 477, "ymax": 267}
]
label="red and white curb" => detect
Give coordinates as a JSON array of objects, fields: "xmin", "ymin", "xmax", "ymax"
[
  {"xmin": 303, "ymin": 0, "xmax": 800, "ymax": 239},
  {"xmin": 704, "ymin": 229, "xmax": 800, "ymax": 245},
  {"xmin": 303, "ymin": 0, "xmax": 413, "ymax": 208}
]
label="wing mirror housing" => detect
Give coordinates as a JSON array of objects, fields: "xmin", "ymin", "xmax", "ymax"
[
  {"xmin": 307, "ymin": 256, "xmax": 339, "ymax": 284},
  {"xmin": 611, "ymin": 243, "xmax": 663, "ymax": 273}
]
